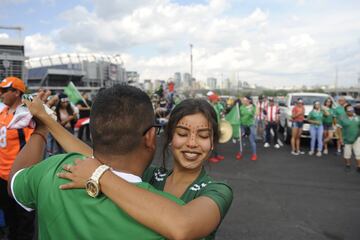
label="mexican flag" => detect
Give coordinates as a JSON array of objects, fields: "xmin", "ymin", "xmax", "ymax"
[
  {"xmin": 64, "ymin": 81, "xmax": 83, "ymax": 105},
  {"xmin": 225, "ymin": 102, "xmax": 240, "ymax": 138}
]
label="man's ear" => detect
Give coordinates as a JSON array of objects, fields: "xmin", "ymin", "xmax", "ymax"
[{"xmin": 144, "ymin": 127, "xmax": 156, "ymax": 152}]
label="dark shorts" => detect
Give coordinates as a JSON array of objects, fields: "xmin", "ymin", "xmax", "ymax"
[
  {"xmin": 292, "ymin": 121, "xmax": 303, "ymax": 129},
  {"xmin": 323, "ymin": 123, "xmax": 334, "ymax": 131}
]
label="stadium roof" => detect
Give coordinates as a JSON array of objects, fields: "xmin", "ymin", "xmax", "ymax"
[{"xmin": 26, "ymin": 53, "xmax": 124, "ymax": 69}]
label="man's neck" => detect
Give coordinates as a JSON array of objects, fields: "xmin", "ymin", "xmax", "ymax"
[
  {"xmin": 8, "ymin": 99, "xmax": 22, "ymax": 113},
  {"xmin": 93, "ymin": 151, "xmax": 148, "ymax": 177}
]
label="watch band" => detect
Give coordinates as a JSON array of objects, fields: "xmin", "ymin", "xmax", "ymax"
[{"xmin": 90, "ymin": 165, "xmax": 110, "ymax": 183}]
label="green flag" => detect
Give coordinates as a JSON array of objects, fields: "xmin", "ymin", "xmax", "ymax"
[
  {"xmin": 64, "ymin": 81, "xmax": 83, "ymax": 105},
  {"xmin": 225, "ymin": 103, "xmax": 240, "ymax": 138}
]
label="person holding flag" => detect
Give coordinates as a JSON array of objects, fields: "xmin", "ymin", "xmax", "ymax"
[{"xmin": 225, "ymin": 98, "xmax": 242, "ymax": 153}]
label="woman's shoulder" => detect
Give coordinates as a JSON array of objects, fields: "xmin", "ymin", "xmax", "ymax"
[
  {"xmin": 196, "ymin": 177, "xmax": 233, "ymax": 220},
  {"xmin": 142, "ymin": 165, "xmax": 169, "ymax": 183}
]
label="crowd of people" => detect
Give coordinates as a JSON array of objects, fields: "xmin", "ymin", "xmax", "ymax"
[
  {"xmin": 0, "ymin": 75, "xmax": 358, "ymax": 239},
  {"xmin": 0, "ymin": 76, "xmax": 232, "ymax": 240},
  {"xmin": 205, "ymin": 92, "xmax": 359, "ymax": 173}
]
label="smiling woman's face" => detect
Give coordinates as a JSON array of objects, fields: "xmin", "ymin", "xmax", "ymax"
[{"xmin": 171, "ymin": 113, "xmax": 213, "ymax": 171}]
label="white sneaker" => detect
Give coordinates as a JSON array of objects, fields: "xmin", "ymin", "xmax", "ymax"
[
  {"xmin": 309, "ymin": 151, "xmax": 314, "ymax": 156},
  {"xmin": 316, "ymin": 151, "xmax": 322, "ymax": 157},
  {"xmin": 274, "ymin": 144, "xmax": 280, "ymax": 149},
  {"xmin": 323, "ymin": 149, "xmax": 328, "ymax": 155},
  {"xmin": 264, "ymin": 143, "xmax": 270, "ymax": 148},
  {"xmin": 299, "ymin": 151, "xmax": 305, "ymax": 155},
  {"xmin": 291, "ymin": 151, "xmax": 299, "ymax": 155},
  {"xmin": 232, "ymin": 138, "xmax": 236, "ymax": 144}
]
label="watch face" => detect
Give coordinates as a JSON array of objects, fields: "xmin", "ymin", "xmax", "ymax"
[{"xmin": 86, "ymin": 180, "xmax": 99, "ymax": 198}]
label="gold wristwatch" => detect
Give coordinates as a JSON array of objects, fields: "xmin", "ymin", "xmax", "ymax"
[{"xmin": 85, "ymin": 165, "xmax": 110, "ymax": 198}]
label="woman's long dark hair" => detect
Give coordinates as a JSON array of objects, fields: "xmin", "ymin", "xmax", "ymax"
[
  {"xmin": 55, "ymin": 95, "xmax": 75, "ymax": 128},
  {"xmin": 161, "ymin": 99, "xmax": 219, "ymax": 170},
  {"xmin": 324, "ymin": 97, "xmax": 333, "ymax": 108}
]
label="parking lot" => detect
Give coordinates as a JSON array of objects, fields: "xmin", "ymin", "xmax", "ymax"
[{"xmin": 201, "ymin": 141, "xmax": 360, "ymax": 240}]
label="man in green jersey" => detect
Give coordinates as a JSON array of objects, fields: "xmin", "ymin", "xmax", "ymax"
[
  {"xmin": 339, "ymin": 104, "xmax": 360, "ymax": 172},
  {"xmin": 8, "ymin": 85, "xmax": 184, "ymax": 239}
]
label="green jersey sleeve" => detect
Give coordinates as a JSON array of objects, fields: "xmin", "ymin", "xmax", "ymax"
[
  {"xmin": 199, "ymin": 182, "xmax": 233, "ymax": 220},
  {"xmin": 11, "ymin": 154, "xmax": 63, "ymax": 210},
  {"xmin": 11, "ymin": 154, "xmax": 69, "ymax": 211}
]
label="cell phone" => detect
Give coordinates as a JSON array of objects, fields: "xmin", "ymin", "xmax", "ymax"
[{"xmin": 22, "ymin": 94, "xmax": 34, "ymax": 102}]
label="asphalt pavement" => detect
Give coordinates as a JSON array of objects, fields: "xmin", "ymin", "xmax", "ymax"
[{"xmin": 202, "ymin": 140, "xmax": 360, "ymax": 240}]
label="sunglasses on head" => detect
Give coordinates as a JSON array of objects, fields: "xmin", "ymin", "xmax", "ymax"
[
  {"xmin": 142, "ymin": 124, "xmax": 162, "ymax": 136},
  {"xmin": 0, "ymin": 87, "xmax": 15, "ymax": 93}
]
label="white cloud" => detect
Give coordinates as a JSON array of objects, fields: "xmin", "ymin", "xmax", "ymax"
[
  {"xmin": 24, "ymin": 33, "xmax": 57, "ymax": 57},
  {"xmin": 21, "ymin": 0, "xmax": 360, "ymax": 88}
]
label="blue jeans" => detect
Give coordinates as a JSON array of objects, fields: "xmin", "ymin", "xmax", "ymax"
[
  {"xmin": 241, "ymin": 125, "xmax": 257, "ymax": 154},
  {"xmin": 310, "ymin": 125, "xmax": 324, "ymax": 151}
]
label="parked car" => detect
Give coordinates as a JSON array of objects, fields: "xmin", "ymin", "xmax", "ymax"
[{"xmin": 278, "ymin": 92, "xmax": 337, "ymax": 143}]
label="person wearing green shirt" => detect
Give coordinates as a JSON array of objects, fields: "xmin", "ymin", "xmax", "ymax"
[
  {"xmin": 236, "ymin": 96, "xmax": 257, "ymax": 161},
  {"xmin": 322, "ymin": 98, "xmax": 335, "ymax": 155},
  {"xmin": 334, "ymin": 96, "xmax": 347, "ymax": 154},
  {"xmin": 307, "ymin": 101, "xmax": 324, "ymax": 157},
  {"xmin": 9, "ymin": 85, "xmax": 185, "ymax": 240},
  {"xmin": 339, "ymin": 104, "xmax": 360, "ymax": 172},
  {"xmin": 208, "ymin": 96, "xmax": 226, "ymax": 163},
  {"xmin": 24, "ymin": 96, "xmax": 233, "ymax": 240}
]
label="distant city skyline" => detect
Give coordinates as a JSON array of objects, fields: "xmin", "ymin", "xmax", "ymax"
[{"xmin": 1, "ymin": 0, "xmax": 360, "ymax": 88}]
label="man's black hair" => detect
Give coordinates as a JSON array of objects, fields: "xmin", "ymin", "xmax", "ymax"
[{"xmin": 90, "ymin": 84, "xmax": 154, "ymax": 155}]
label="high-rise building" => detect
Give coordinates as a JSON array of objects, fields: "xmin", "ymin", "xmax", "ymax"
[
  {"xmin": 143, "ymin": 79, "xmax": 153, "ymax": 92},
  {"xmin": 207, "ymin": 77, "xmax": 217, "ymax": 89},
  {"xmin": 0, "ymin": 37, "xmax": 26, "ymax": 81},
  {"xmin": 183, "ymin": 73, "xmax": 191, "ymax": 89},
  {"xmin": 222, "ymin": 78, "xmax": 231, "ymax": 90},
  {"xmin": 126, "ymin": 71, "xmax": 140, "ymax": 83},
  {"xmin": 174, "ymin": 72, "xmax": 181, "ymax": 89}
]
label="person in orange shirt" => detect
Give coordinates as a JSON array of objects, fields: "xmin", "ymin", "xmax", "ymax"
[
  {"xmin": 291, "ymin": 98, "xmax": 305, "ymax": 155},
  {"xmin": 0, "ymin": 76, "xmax": 35, "ymax": 240}
]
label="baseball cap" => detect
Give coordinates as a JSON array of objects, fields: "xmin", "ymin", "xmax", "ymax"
[{"xmin": 0, "ymin": 77, "xmax": 26, "ymax": 93}]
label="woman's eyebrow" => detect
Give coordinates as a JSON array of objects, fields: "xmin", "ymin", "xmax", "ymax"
[
  {"xmin": 198, "ymin": 128, "xmax": 211, "ymax": 132},
  {"xmin": 176, "ymin": 125, "xmax": 189, "ymax": 130},
  {"xmin": 176, "ymin": 125, "xmax": 211, "ymax": 132}
]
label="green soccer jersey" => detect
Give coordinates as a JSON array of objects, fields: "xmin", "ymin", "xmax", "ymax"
[
  {"xmin": 239, "ymin": 104, "xmax": 256, "ymax": 126},
  {"xmin": 308, "ymin": 110, "xmax": 323, "ymax": 125},
  {"xmin": 339, "ymin": 115, "xmax": 360, "ymax": 144},
  {"xmin": 143, "ymin": 166, "xmax": 233, "ymax": 240},
  {"xmin": 334, "ymin": 105, "xmax": 346, "ymax": 122},
  {"xmin": 322, "ymin": 108, "xmax": 335, "ymax": 125},
  {"xmin": 12, "ymin": 153, "xmax": 185, "ymax": 240}
]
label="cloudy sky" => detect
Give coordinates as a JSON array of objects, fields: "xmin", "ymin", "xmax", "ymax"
[{"xmin": 1, "ymin": 0, "xmax": 360, "ymax": 88}]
